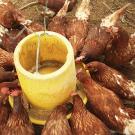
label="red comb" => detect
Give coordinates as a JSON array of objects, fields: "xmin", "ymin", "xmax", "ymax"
[
  {"xmin": 10, "ymin": 89, "xmax": 22, "ymax": 97},
  {"xmin": 1, "ymin": 87, "xmax": 10, "ymax": 95}
]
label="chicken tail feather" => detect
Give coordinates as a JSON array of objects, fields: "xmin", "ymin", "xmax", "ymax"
[
  {"xmin": 56, "ymin": 0, "xmax": 70, "ymax": 17},
  {"xmin": 101, "ymin": 3, "xmax": 131, "ymax": 27}
]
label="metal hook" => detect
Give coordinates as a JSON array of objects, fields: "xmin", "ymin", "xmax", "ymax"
[{"xmin": 35, "ymin": 33, "xmax": 41, "ymax": 74}]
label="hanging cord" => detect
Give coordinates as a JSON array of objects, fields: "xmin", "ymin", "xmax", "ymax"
[
  {"xmin": 43, "ymin": 0, "xmax": 48, "ymax": 34},
  {"xmin": 35, "ymin": 0, "xmax": 49, "ymax": 74},
  {"xmin": 35, "ymin": 33, "xmax": 41, "ymax": 74}
]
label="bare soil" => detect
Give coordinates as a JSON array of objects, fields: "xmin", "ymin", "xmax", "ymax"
[{"xmin": 11, "ymin": 0, "xmax": 135, "ymax": 33}]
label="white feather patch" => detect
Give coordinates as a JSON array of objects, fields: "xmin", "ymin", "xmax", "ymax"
[
  {"xmin": 75, "ymin": 0, "xmax": 90, "ymax": 21},
  {"xmin": 0, "ymin": 0, "xmax": 7, "ymax": 5},
  {"xmin": 124, "ymin": 119, "xmax": 135, "ymax": 135}
]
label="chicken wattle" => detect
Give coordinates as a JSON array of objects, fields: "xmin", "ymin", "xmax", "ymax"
[
  {"xmin": 1, "ymin": 20, "xmax": 44, "ymax": 52},
  {"xmin": 26, "ymin": 22, "xmax": 44, "ymax": 33},
  {"xmin": 77, "ymin": 69, "xmax": 135, "ymax": 134},
  {"xmin": 70, "ymin": 95, "xmax": 111, "ymax": 135}
]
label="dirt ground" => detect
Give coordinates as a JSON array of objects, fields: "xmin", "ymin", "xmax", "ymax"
[{"xmin": 11, "ymin": 0, "xmax": 135, "ymax": 34}]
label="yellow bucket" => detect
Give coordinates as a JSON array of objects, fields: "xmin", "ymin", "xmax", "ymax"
[{"xmin": 13, "ymin": 31, "xmax": 76, "ymax": 124}]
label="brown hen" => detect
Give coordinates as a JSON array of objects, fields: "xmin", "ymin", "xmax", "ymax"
[
  {"xmin": 76, "ymin": 3, "xmax": 131, "ymax": 62},
  {"xmin": 2, "ymin": 90, "xmax": 35, "ymax": 135},
  {"xmin": 41, "ymin": 104, "xmax": 72, "ymax": 135},
  {"xmin": 65, "ymin": 0, "xmax": 90, "ymax": 56},
  {"xmin": 48, "ymin": 0, "xmax": 70, "ymax": 36},
  {"xmin": 0, "ymin": 87, "xmax": 11, "ymax": 134},
  {"xmin": 87, "ymin": 61, "xmax": 135, "ymax": 101},
  {"xmin": 76, "ymin": 26, "xmax": 117, "ymax": 62},
  {"xmin": 0, "ymin": 1, "xmax": 25, "ymax": 29},
  {"xmin": 77, "ymin": 69, "xmax": 135, "ymax": 134},
  {"xmin": 2, "ymin": 21, "xmax": 45, "ymax": 52},
  {"xmin": 70, "ymin": 95, "xmax": 111, "ymax": 135}
]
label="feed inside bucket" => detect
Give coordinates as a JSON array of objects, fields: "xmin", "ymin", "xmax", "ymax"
[
  {"xmin": 20, "ymin": 33, "xmax": 67, "ymax": 75},
  {"xmin": 14, "ymin": 31, "xmax": 76, "ymax": 112}
]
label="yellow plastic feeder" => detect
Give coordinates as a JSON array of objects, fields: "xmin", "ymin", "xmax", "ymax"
[{"xmin": 13, "ymin": 31, "xmax": 76, "ymax": 125}]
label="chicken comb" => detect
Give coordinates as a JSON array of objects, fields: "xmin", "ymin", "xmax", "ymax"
[
  {"xmin": 0, "ymin": 87, "xmax": 10, "ymax": 95},
  {"xmin": 10, "ymin": 90, "xmax": 22, "ymax": 97}
]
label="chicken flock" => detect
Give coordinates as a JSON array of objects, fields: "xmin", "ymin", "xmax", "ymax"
[{"xmin": 0, "ymin": 0, "xmax": 135, "ymax": 135}]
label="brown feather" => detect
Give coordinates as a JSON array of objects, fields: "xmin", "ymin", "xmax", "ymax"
[
  {"xmin": 65, "ymin": 0, "xmax": 90, "ymax": 56},
  {"xmin": 2, "ymin": 29, "xmax": 27, "ymax": 52},
  {"xmin": 48, "ymin": 0, "xmax": 70, "ymax": 36},
  {"xmin": 2, "ymin": 92, "xmax": 35, "ymax": 135},
  {"xmin": 124, "ymin": 107, "xmax": 135, "ymax": 119},
  {"xmin": 87, "ymin": 61, "xmax": 135, "ymax": 101},
  {"xmin": 0, "ymin": 87, "xmax": 11, "ymax": 134},
  {"xmin": 105, "ymin": 28, "xmax": 135, "ymax": 65},
  {"xmin": 0, "ymin": 68, "xmax": 16, "ymax": 82},
  {"xmin": 78, "ymin": 26, "xmax": 116, "ymax": 61},
  {"xmin": 77, "ymin": 70, "xmax": 135, "ymax": 133},
  {"xmin": 0, "ymin": 48, "xmax": 14, "ymax": 69},
  {"xmin": 70, "ymin": 95, "xmax": 111, "ymax": 135},
  {"xmin": 41, "ymin": 104, "xmax": 72, "ymax": 135},
  {"xmin": 0, "ymin": 1, "xmax": 25, "ymax": 28}
]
